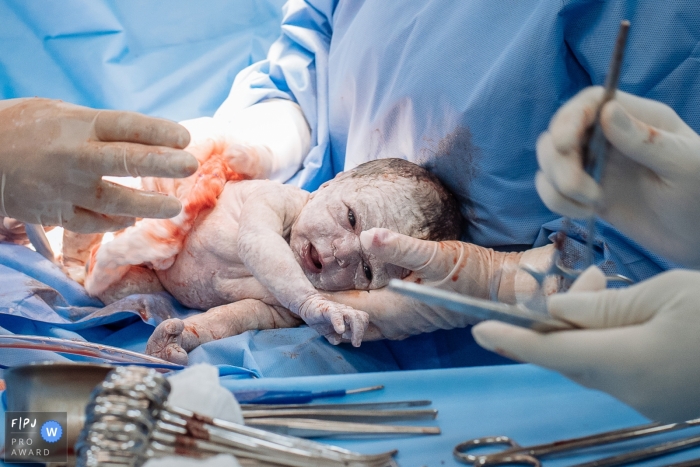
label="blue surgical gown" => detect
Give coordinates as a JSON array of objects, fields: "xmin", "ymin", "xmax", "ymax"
[
  {"xmin": 2, "ymin": 0, "xmax": 700, "ymax": 375},
  {"xmin": 217, "ymin": 0, "xmax": 700, "ymax": 281}
]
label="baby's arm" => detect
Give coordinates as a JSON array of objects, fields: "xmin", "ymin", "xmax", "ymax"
[{"xmin": 236, "ymin": 183, "xmax": 369, "ymax": 346}]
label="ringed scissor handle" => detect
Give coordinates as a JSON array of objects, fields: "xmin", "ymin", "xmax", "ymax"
[
  {"xmin": 454, "ymin": 436, "xmax": 540, "ymax": 466},
  {"xmin": 454, "ymin": 418, "xmax": 700, "ymax": 467}
]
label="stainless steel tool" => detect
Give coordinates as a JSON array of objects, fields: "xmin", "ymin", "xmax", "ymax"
[
  {"xmin": 521, "ymin": 20, "xmax": 633, "ymax": 287},
  {"xmin": 0, "ymin": 334, "xmax": 181, "ymax": 367},
  {"xmin": 388, "ymin": 279, "xmax": 574, "ymax": 332},
  {"xmin": 454, "ymin": 418, "xmax": 700, "ymax": 466},
  {"xmin": 74, "ymin": 366, "xmax": 425, "ymax": 466},
  {"xmin": 239, "ymin": 400, "xmax": 432, "ymax": 411}
]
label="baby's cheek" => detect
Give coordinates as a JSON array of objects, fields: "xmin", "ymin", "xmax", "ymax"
[{"xmin": 318, "ymin": 267, "xmax": 358, "ymax": 291}]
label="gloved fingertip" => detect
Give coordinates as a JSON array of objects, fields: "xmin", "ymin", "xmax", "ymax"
[
  {"xmin": 472, "ymin": 321, "xmax": 527, "ymax": 361},
  {"xmin": 568, "ymin": 266, "xmax": 607, "ymax": 293},
  {"xmin": 471, "ymin": 322, "xmax": 498, "ymax": 351},
  {"xmin": 359, "ymin": 230, "xmax": 375, "ymax": 250},
  {"xmin": 471, "ymin": 321, "xmax": 518, "ymax": 351},
  {"xmin": 602, "ymin": 101, "xmax": 636, "ymax": 138},
  {"xmin": 157, "ymin": 196, "xmax": 184, "ymax": 219},
  {"xmin": 175, "ymin": 125, "xmax": 191, "ymax": 150},
  {"xmin": 178, "ymin": 151, "xmax": 199, "ymax": 176},
  {"xmin": 360, "ymin": 228, "xmax": 391, "ymax": 252}
]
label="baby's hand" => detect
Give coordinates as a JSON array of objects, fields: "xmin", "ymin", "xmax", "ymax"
[{"xmin": 295, "ymin": 294, "xmax": 369, "ymax": 347}]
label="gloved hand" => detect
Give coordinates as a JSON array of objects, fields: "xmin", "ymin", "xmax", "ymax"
[
  {"xmin": 536, "ymin": 86, "xmax": 700, "ymax": 269},
  {"xmin": 324, "ymin": 228, "xmax": 559, "ymax": 340},
  {"xmin": 0, "ymin": 98, "xmax": 198, "ymax": 233},
  {"xmin": 473, "ymin": 267, "xmax": 700, "ymax": 422}
]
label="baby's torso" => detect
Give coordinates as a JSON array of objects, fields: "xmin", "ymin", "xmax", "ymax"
[{"xmin": 156, "ymin": 180, "xmax": 278, "ymax": 309}]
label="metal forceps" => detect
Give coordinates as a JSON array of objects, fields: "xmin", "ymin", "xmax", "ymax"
[
  {"xmin": 454, "ymin": 418, "xmax": 700, "ymax": 466},
  {"xmin": 522, "ymin": 20, "xmax": 633, "ymax": 288}
]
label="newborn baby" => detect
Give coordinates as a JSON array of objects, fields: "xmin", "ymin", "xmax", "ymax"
[{"xmin": 84, "ymin": 158, "xmax": 462, "ymax": 364}]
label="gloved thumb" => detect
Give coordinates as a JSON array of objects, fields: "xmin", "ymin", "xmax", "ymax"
[
  {"xmin": 601, "ymin": 100, "xmax": 692, "ymax": 177},
  {"xmin": 548, "ymin": 276, "xmax": 658, "ymax": 329},
  {"xmin": 360, "ymin": 228, "xmax": 452, "ymax": 281},
  {"xmin": 567, "ymin": 266, "xmax": 607, "ymax": 293}
]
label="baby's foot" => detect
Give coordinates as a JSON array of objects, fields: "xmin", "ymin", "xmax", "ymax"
[
  {"xmin": 296, "ymin": 294, "xmax": 369, "ymax": 347},
  {"xmin": 146, "ymin": 318, "xmax": 189, "ymax": 365}
]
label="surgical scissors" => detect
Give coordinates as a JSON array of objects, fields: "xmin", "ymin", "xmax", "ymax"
[{"xmin": 454, "ymin": 418, "xmax": 700, "ymax": 466}]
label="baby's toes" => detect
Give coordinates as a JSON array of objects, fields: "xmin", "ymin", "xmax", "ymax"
[
  {"xmin": 162, "ymin": 344, "xmax": 189, "ymax": 366},
  {"xmin": 146, "ymin": 318, "xmax": 188, "ymax": 364}
]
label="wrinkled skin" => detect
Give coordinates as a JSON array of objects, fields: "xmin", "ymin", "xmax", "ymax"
[
  {"xmin": 290, "ymin": 172, "xmax": 426, "ymax": 291},
  {"xmin": 142, "ymin": 173, "xmax": 436, "ymax": 364}
]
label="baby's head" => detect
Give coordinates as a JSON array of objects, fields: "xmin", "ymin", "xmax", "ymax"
[{"xmin": 290, "ymin": 158, "xmax": 461, "ymax": 291}]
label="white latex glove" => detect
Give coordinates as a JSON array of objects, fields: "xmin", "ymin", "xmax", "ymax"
[
  {"xmin": 178, "ymin": 99, "xmax": 310, "ymax": 184},
  {"xmin": 537, "ymin": 86, "xmax": 700, "ymax": 268},
  {"xmin": 0, "ymin": 98, "xmax": 198, "ymax": 232},
  {"xmin": 324, "ymin": 228, "xmax": 558, "ymax": 340},
  {"xmin": 473, "ymin": 267, "xmax": 700, "ymax": 422}
]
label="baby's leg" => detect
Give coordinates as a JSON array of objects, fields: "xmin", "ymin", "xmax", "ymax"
[
  {"xmin": 97, "ymin": 265, "xmax": 165, "ymax": 305},
  {"xmin": 145, "ymin": 299, "xmax": 302, "ymax": 364}
]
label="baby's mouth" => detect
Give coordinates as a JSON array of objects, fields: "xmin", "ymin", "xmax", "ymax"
[{"xmin": 303, "ymin": 243, "xmax": 323, "ymax": 273}]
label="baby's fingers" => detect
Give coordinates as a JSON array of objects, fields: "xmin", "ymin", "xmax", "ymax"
[
  {"xmin": 327, "ymin": 308, "xmax": 347, "ymax": 336},
  {"xmin": 343, "ymin": 309, "xmax": 369, "ymax": 347}
]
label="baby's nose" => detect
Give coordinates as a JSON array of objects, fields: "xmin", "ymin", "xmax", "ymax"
[{"xmin": 331, "ymin": 233, "xmax": 360, "ymax": 268}]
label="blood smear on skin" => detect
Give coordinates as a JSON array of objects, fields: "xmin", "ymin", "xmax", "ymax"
[{"xmin": 85, "ymin": 148, "xmax": 244, "ymax": 295}]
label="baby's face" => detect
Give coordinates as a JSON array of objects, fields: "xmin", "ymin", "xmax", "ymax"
[{"xmin": 290, "ymin": 175, "xmax": 421, "ymax": 291}]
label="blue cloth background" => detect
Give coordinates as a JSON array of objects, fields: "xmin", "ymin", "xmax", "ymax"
[{"xmin": 1, "ymin": 0, "xmax": 698, "ymax": 375}]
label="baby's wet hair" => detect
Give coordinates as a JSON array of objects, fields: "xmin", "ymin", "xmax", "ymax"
[{"xmin": 347, "ymin": 158, "xmax": 461, "ymax": 241}]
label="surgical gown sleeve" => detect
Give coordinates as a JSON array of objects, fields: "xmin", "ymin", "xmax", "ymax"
[{"xmin": 215, "ymin": 0, "xmax": 338, "ymax": 190}]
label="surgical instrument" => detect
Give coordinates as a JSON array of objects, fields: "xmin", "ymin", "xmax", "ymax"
[
  {"xmin": 521, "ymin": 20, "xmax": 633, "ymax": 287},
  {"xmin": 454, "ymin": 417, "xmax": 700, "ymax": 466},
  {"xmin": 24, "ymin": 222, "xmax": 58, "ymax": 264},
  {"xmin": 582, "ymin": 20, "xmax": 630, "ymax": 267},
  {"xmin": 240, "ymin": 400, "xmax": 432, "ymax": 411},
  {"xmin": 0, "ymin": 334, "xmax": 180, "ymax": 367},
  {"xmin": 234, "ymin": 384, "xmax": 384, "ymax": 404},
  {"xmin": 0, "ymin": 334, "xmax": 260, "ymax": 377},
  {"xmin": 76, "ymin": 366, "xmax": 401, "ymax": 466},
  {"xmin": 242, "ymin": 407, "xmax": 438, "ymax": 422},
  {"xmin": 571, "ymin": 433, "xmax": 700, "ymax": 467},
  {"xmin": 246, "ymin": 418, "xmax": 440, "ymax": 437},
  {"xmin": 388, "ymin": 279, "xmax": 575, "ymax": 332}
]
